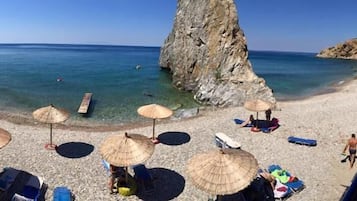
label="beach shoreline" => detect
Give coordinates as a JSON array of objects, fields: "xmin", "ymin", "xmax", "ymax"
[
  {"xmin": 0, "ymin": 76, "xmax": 354, "ymax": 132},
  {"xmin": 1, "ymin": 76, "xmax": 357, "ymax": 200}
]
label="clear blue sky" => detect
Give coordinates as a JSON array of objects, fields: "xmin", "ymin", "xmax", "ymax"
[{"xmin": 0, "ymin": 0, "xmax": 356, "ymax": 53}]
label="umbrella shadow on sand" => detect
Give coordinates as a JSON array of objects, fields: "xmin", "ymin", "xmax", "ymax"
[
  {"xmin": 56, "ymin": 142, "xmax": 94, "ymax": 158},
  {"xmin": 157, "ymin": 131, "xmax": 191, "ymax": 146},
  {"xmin": 136, "ymin": 167, "xmax": 185, "ymax": 201}
]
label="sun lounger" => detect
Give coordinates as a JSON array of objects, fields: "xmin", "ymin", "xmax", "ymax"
[
  {"xmin": 12, "ymin": 175, "xmax": 44, "ymax": 201},
  {"xmin": 53, "ymin": 186, "xmax": 72, "ymax": 201},
  {"xmin": 133, "ymin": 164, "xmax": 154, "ymax": 193},
  {"xmin": 0, "ymin": 168, "xmax": 20, "ymax": 191},
  {"xmin": 268, "ymin": 165, "xmax": 305, "ymax": 193},
  {"xmin": 215, "ymin": 132, "xmax": 241, "ymax": 149},
  {"xmin": 234, "ymin": 119, "xmax": 253, "ymax": 127},
  {"xmin": 288, "ymin": 136, "xmax": 317, "ymax": 146}
]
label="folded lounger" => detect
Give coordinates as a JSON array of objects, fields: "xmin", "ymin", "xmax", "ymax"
[
  {"xmin": 268, "ymin": 164, "xmax": 305, "ymax": 193},
  {"xmin": 215, "ymin": 132, "xmax": 241, "ymax": 149},
  {"xmin": 0, "ymin": 168, "xmax": 20, "ymax": 191},
  {"xmin": 288, "ymin": 136, "xmax": 317, "ymax": 146},
  {"xmin": 233, "ymin": 119, "xmax": 253, "ymax": 127},
  {"xmin": 53, "ymin": 186, "xmax": 72, "ymax": 201}
]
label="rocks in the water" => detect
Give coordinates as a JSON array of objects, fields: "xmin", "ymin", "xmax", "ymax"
[
  {"xmin": 172, "ymin": 108, "xmax": 199, "ymax": 120},
  {"xmin": 316, "ymin": 38, "xmax": 357, "ymax": 60},
  {"xmin": 159, "ymin": 0, "xmax": 276, "ymax": 107}
]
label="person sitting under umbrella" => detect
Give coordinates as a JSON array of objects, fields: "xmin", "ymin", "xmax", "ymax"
[
  {"xmin": 239, "ymin": 115, "xmax": 256, "ymax": 128},
  {"xmin": 108, "ymin": 164, "xmax": 125, "ymax": 194}
]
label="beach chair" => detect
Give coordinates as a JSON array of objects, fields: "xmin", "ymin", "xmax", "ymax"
[
  {"xmin": 268, "ymin": 165, "xmax": 305, "ymax": 193},
  {"xmin": 0, "ymin": 167, "xmax": 20, "ymax": 191},
  {"xmin": 12, "ymin": 175, "xmax": 44, "ymax": 201},
  {"xmin": 132, "ymin": 164, "xmax": 154, "ymax": 193},
  {"xmin": 53, "ymin": 186, "xmax": 73, "ymax": 201},
  {"xmin": 287, "ymin": 136, "xmax": 317, "ymax": 146}
]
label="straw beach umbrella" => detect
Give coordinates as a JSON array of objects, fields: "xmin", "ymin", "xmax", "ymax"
[
  {"xmin": 186, "ymin": 148, "xmax": 258, "ymax": 200},
  {"xmin": 32, "ymin": 104, "xmax": 70, "ymax": 150},
  {"xmin": 244, "ymin": 99, "xmax": 271, "ymax": 127},
  {"xmin": 100, "ymin": 132, "xmax": 155, "ymax": 182},
  {"xmin": 0, "ymin": 128, "xmax": 11, "ymax": 149},
  {"xmin": 137, "ymin": 104, "xmax": 173, "ymax": 143}
]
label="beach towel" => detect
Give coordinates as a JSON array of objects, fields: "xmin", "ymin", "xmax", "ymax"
[
  {"xmin": 288, "ymin": 136, "xmax": 317, "ymax": 146},
  {"xmin": 273, "ymin": 179, "xmax": 292, "ymax": 199},
  {"xmin": 261, "ymin": 118, "xmax": 280, "ymax": 133},
  {"xmin": 233, "ymin": 119, "xmax": 253, "ymax": 127},
  {"xmin": 268, "ymin": 165, "xmax": 305, "ymax": 192}
]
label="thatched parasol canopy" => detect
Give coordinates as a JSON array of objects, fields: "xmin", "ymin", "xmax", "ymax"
[
  {"xmin": 137, "ymin": 104, "xmax": 173, "ymax": 142},
  {"xmin": 186, "ymin": 148, "xmax": 258, "ymax": 196},
  {"xmin": 100, "ymin": 132, "xmax": 155, "ymax": 167},
  {"xmin": 0, "ymin": 128, "xmax": 11, "ymax": 149}
]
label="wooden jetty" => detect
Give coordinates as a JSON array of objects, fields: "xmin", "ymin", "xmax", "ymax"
[{"xmin": 78, "ymin": 93, "xmax": 93, "ymax": 114}]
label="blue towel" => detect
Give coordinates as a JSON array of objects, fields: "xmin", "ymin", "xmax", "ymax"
[
  {"xmin": 233, "ymin": 119, "xmax": 253, "ymax": 127},
  {"xmin": 288, "ymin": 136, "xmax": 317, "ymax": 146}
]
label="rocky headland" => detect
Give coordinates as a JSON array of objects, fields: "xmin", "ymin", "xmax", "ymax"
[
  {"xmin": 159, "ymin": 0, "xmax": 275, "ymax": 107},
  {"xmin": 317, "ymin": 38, "xmax": 357, "ymax": 60}
]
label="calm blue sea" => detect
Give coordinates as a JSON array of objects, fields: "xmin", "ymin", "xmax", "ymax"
[{"xmin": 0, "ymin": 44, "xmax": 356, "ymax": 124}]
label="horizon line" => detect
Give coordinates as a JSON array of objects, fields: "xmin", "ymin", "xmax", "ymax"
[{"xmin": 0, "ymin": 42, "xmax": 317, "ymax": 54}]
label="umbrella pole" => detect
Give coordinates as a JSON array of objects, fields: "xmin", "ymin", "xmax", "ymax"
[
  {"xmin": 152, "ymin": 119, "xmax": 156, "ymax": 139},
  {"xmin": 125, "ymin": 166, "xmax": 128, "ymax": 184},
  {"xmin": 256, "ymin": 112, "xmax": 259, "ymax": 127},
  {"xmin": 50, "ymin": 123, "xmax": 53, "ymax": 145}
]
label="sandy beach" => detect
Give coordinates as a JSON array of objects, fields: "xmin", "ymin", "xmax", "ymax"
[{"xmin": 1, "ymin": 79, "xmax": 357, "ymax": 201}]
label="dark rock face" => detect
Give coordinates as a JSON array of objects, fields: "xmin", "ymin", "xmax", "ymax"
[
  {"xmin": 159, "ymin": 0, "xmax": 275, "ymax": 107},
  {"xmin": 317, "ymin": 38, "xmax": 357, "ymax": 60}
]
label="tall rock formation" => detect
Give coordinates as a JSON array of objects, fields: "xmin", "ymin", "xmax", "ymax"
[
  {"xmin": 317, "ymin": 38, "xmax": 357, "ymax": 60},
  {"xmin": 159, "ymin": 0, "xmax": 275, "ymax": 107}
]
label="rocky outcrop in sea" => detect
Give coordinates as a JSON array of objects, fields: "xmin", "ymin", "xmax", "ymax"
[
  {"xmin": 317, "ymin": 38, "xmax": 357, "ymax": 60},
  {"xmin": 159, "ymin": 0, "xmax": 275, "ymax": 107}
]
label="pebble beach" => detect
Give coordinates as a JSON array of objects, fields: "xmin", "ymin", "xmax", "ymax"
[{"xmin": 1, "ymin": 79, "xmax": 357, "ymax": 201}]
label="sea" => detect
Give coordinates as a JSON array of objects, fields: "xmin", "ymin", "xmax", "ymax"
[{"xmin": 0, "ymin": 44, "xmax": 357, "ymax": 125}]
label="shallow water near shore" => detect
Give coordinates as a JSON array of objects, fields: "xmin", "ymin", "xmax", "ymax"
[{"xmin": 0, "ymin": 44, "xmax": 357, "ymax": 125}]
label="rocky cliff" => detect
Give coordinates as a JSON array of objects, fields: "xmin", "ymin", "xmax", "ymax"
[
  {"xmin": 317, "ymin": 38, "xmax": 357, "ymax": 60},
  {"xmin": 159, "ymin": 0, "xmax": 275, "ymax": 107}
]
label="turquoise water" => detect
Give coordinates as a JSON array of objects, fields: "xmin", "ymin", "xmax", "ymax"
[
  {"xmin": 0, "ymin": 44, "xmax": 357, "ymax": 124},
  {"xmin": 250, "ymin": 50, "xmax": 357, "ymax": 99}
]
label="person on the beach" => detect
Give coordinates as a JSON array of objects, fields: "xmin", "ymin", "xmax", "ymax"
[
  {"xmin": 265, "ymin": 109, "xmax": 272, "ymax": 121},
  {"xmin": 239, "ymin": 114, "xmax": 255, "ymax": 128},
  {"xmin": 108, "ymin": 164, "xmax": 118, "ymax": 193},
  {"xmin": 342, "ymin": 134, "xmax": 357, "ymax": 168}
]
